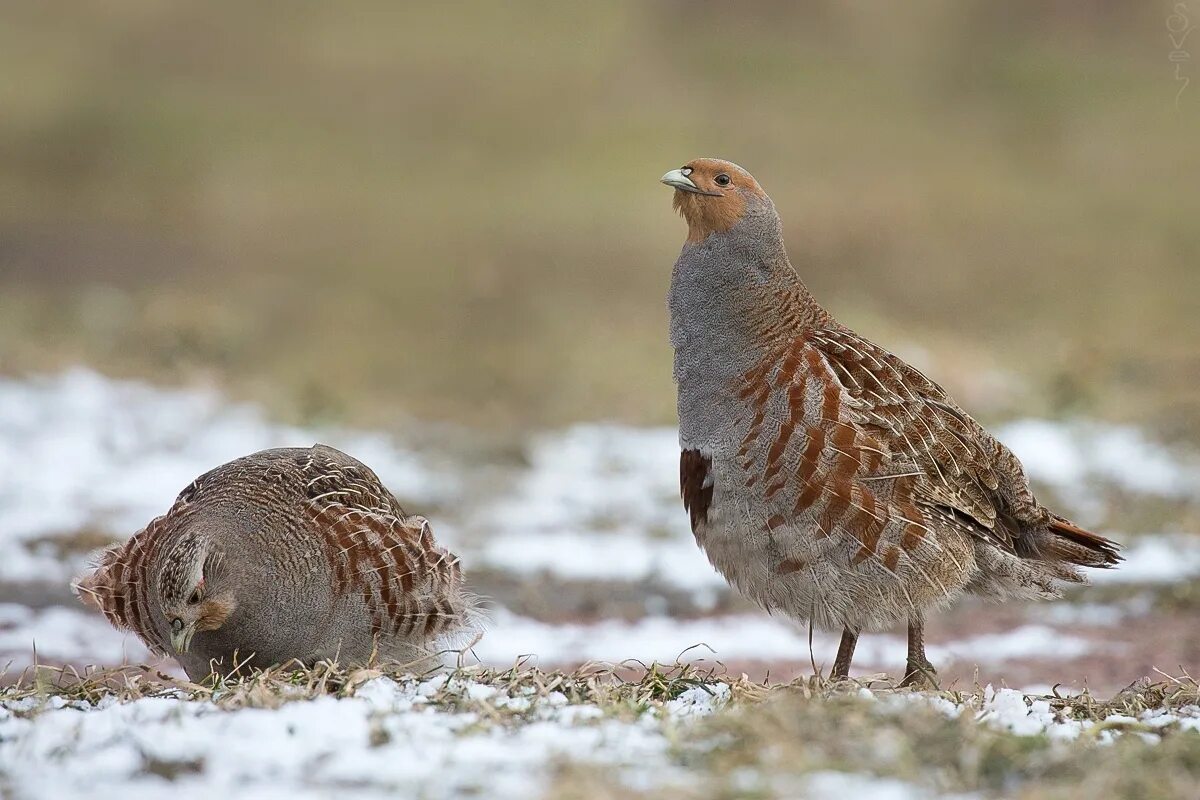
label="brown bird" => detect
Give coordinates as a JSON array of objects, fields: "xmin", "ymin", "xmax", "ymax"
[
  {"xmin": 662, "ymin": 158, "xmax": 1120, "ymax": 686},
  {"xmin": 74, "ymin": 444, "xmax": 476, "ymax": 681}
]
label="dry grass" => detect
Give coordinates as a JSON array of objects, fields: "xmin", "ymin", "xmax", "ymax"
[
  {"xmin": 0, "ymin": 658, "xmax": 740, "ymax": 714},
  {"xmin": 4, "ymin": 657, "xmax": 1196, "ymax": 730},
  {"xmin": 5, "ymin": 659, "xmax": 1198, "ymax": 798}
]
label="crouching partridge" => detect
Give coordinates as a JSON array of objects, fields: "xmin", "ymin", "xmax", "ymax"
[
  {"xmin": 662, "ymin": 158, "xmax": 1120, "ymax": 686},
  {"xmin": 75, "ymin": 444, "xmax": 476, "ymax": 680}
]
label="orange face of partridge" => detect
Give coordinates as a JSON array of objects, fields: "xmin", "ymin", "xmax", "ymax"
[{"xmin": 661, "ymin": 158, "xmax": 769, "ymax": 243}]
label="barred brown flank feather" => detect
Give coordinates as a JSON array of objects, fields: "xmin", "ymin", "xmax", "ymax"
[
  {"xmin": 73, "ymin": 444, "xmax": 474, "ymax": 680},
  {"xmin": 665, "ymin": 157, "xmax": 1122, "ymax": 682}
]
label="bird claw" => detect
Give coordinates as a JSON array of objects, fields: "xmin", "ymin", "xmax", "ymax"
[{"xmin": 899, "ymin": 662, "xmax": 939, "ymax": 690}]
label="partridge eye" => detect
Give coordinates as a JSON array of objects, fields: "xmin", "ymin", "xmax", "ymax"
[
  {"xmin": 188, "ymin": 589, "xmax": 202, "ymax": 605},
  {"xmin": 714, "ymin": 173, "xmax": 732, "ymax": 187}
]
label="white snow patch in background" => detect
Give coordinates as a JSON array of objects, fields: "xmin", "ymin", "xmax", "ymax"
[
  {"xmin": 802, "ymin": 772, "xmax": 944, "ymax": 800},
  {"xmin": 480, "ymin": 424, "xmax": 684, "ymax": 535},
  {"xmin": 0, "ymin": 369, "xmax": 454, "ymax": 583},
  {"xmin": 473, "ymin": 611, "xmax": 1100, "ymax": 671},
  {"xmin": 999, "ymin": 419, "xmax": 1200, "ymax": 506},
  {"xmin": 478, "ymin": 530, "xmax": 725, "ymax": 591},
  {"xmin": 932, "ymin": 625, "xmax": 1102, "ymax": 663},
  {"xmin": 3, "ymin": 369, "xmax": 1199, "ymax": 598},
  {"xmin": 468, "ymin": 424, "xmax": 722, "ymax": 593},
  {"xmin": 0, "ymin": 605, "xmax": 1105, "ymax": 674},
  {"xmin": 1089, "ymin": 534, "xmax": 1200, "ymax": 584},
  {"xmin": 0, "ymin": 603, "xmax": 154, "ymax": 667}
]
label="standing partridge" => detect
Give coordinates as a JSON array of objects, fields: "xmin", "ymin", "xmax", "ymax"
[
  {"xmin": 662, "ymin": 158, "xmax": 1120, "ymax": 686},
  {"xmin": 74, "ymin": 444, "xmax": 476, "ymax": 681}
]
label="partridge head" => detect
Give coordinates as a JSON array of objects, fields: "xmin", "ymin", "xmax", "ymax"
[
  {"xmin": 662, "ymin": 159, "xmax": 772, "ymax": 243},
  {"xmin": 663, "ymin": 157, "xmax": 1119, "ymax": 686},
  {"xmin": 155, "ymin": 528, "xmax": 235, "ymax": 655}
]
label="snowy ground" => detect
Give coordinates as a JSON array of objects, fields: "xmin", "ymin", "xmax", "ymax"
[
  {"xmin": 3, "ymin": 673, "xmax": 724, "ymax": 800},
  {"xmin": 3, "ymin": 666, "xmax": 1198, "ymax": 800},
  {"xmin": 1, "ymin": 370, "xmax": 1199, "ymax": 799}
]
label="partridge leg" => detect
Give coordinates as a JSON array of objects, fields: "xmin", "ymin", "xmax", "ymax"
[
  {"xmin": 900, "ymin": 617, "xmax": 938, "ymax": 688},
  {"xmin": 830, "ymin": 626, "xmax": 859, "ymax": 681}
]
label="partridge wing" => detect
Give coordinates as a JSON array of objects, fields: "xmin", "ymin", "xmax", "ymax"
[
  {"xmin": 301, "ymin": 446, "xmax": 466, "ymax": 641},
  {"xmin": 809, "ymin": 325, "xmax": 1016, "ymax": 552}
]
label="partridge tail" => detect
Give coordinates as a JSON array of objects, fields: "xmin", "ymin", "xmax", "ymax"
[
  {"xmin": 398, "ymin": 530, "xmax": 480, "ymax": 645},
  {"xmin": 72, "ymin": 543, "xmax": 136, "ymax": 630},
  {"xmin": 72, "ymin": 566, "xmax": 108, "ymax": 613},
  {"xmin": 414, "ymin": 588, "xmax": 484, "ymax": 646},
  {"xmin": 1041, "ymin": 515, "xmax": 1122, "ymax": 569}
]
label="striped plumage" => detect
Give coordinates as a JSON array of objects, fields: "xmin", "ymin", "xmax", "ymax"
[
  {"xmin": 664, "ymin": 158, "xmax": 1120, "ymax": 686},
  {"xmin": 74, "ymin": 444, "xmax": 476, "ymax": 680}
]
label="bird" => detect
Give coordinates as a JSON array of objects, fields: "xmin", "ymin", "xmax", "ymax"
[
  {"xmin": 661, "ymin": 158, "xmax": 1121, "ymax": 687},
  {"xmin": 74, "ymin": 444, "xmax": 477, "ymax": 681}
]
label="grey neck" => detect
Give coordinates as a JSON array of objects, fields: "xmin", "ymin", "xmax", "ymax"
[{"xmin": 667, "ymin": 206, "xmax": 819, "ymax": 449}]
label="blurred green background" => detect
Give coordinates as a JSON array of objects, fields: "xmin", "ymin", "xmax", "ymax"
[{"xmin": 1, "ymin": 1, "xmax": 1196, "ymax": 437}]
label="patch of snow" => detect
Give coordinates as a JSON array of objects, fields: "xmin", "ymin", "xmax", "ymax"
[
  {"xmin": 804, "ymin": 771, "xmax": 946, "ymax": 800},
  {"xmin": 976, "ymin": 686, "xmax": 1081, "ymax": 739},
  {"xmin": 0, "ymin": 603, "xmax": 155, "ymax": 669},
  {"xmin": 0, "ymin": 674, "xmax": 711, "ymax": 800},
  {"xmin": 480, "ymin": 424, "xmax": 683, "ymax": 535},
  {"xmin": 0, "ymin": 369, "xmax": 454, "ymax": 583},
  {"xmin": 999, "ymin": 419, "xmax": 1200, "ymax": 506},
  {"xmin": 0, "ymin": 602, "xmax": 1107, "ymax": 675},
  {"xmin": 932, "ymin": 625, "xmax": 1102, "ymax": 663},
  {"xmin": 477, "ymin": 529, "xmax": 724, "ymax": 591},
  {"xmin": 473, "ymin": 608, "xmax": 837, "ymax": 667},
  {"xmin": 466, "ymin": 425, "xmax": 722, "ymax": 595},
  {"xmin": 664, "ymin": 683, "xmax": 731, "ymax": 717},
  {"xmin": 884, "ymin": 685, "xmax": 1200, "ymax": 742},
  {"xmin": 1036, "ymin": 600, "xmax": 1138, "ymax": 627},
  {"xmin": 1089, "ymin": 534, "xmax": 1200, "ymax": 585},
  {"xmin": 473, "ymin": 610, "xmax": 1099, "ymax": 670},
  {"xmin": 3, "ymin": 676, "xmax": 1197, "ymax": 800}
]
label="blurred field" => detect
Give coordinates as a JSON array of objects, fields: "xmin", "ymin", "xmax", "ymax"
[{"xmin": 1, "ymin": 1, "xmax": 1197, "ymax": 436}]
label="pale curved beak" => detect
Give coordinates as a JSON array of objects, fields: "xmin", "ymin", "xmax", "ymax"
[
  {"xmin": 170, "ymin": 618, "xmax": 197, "ymax": 654},
  {"xmin": 661, "ymin": 168, "xmax": 699, "ymax": 191},
  {"xmin": 660, "ymin": 168, "xmax": 723, "ymax": 196}
]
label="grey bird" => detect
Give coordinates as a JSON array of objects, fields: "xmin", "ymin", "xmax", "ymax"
[
  {"xmin": 662, "ymin": 158, "xmax": 1120, "ymax": 686},
  {"xmin": 75, "ymin": 444, "xmax": 477, "ymax": 680}
]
